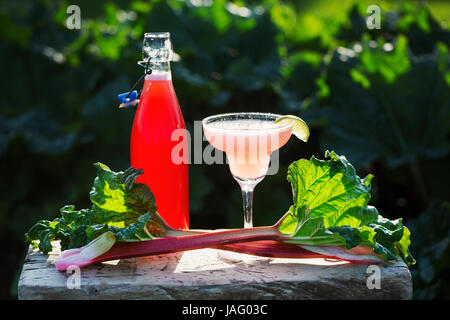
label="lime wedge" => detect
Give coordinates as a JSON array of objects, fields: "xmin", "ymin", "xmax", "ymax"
[{"xmin": 274, "ymin": 115, "xmax": 310, "ymax": 142}]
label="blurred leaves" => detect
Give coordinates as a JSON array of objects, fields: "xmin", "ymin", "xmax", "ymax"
[
  {"xmin": 303, "ymin": 8, "xmax": 450, "ymax": 170},
  {"xmin": 0, "ymin": 111, "xmax": 76, "ymax": 156},
  {"xmin": 408, "ymin": 200, "xmax": 450, "ymax": 299}
]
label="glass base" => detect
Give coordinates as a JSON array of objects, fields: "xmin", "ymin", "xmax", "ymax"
[{"xmin": 217, "ymin": 250, "xmax": 272, "ymax": 263}]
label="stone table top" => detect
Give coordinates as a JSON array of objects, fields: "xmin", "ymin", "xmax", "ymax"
[{"xmin": 18, "ymin": 243, "xmax": 412, "ymax": 300}]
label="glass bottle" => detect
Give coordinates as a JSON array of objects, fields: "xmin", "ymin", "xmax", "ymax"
[{"xmin": 130, "ymin": 32, "xmax": 189, "ymax": 230}]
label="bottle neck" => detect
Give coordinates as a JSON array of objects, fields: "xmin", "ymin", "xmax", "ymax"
[{"xmin": 145, "ymin": 61, "xmax": 172, "ymax": 81}]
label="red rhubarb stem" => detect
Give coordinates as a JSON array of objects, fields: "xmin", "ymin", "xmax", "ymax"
[
  {"xmin": 92, "ymin": 225, "xmax": 286, "ymax": 264},
  {"xmin": 213, "ymin": 240, "xmax": 328, "ymax": 259}
]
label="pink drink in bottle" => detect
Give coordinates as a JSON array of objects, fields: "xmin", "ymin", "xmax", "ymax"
[{"xmin": 130, "ymin": 33, "xmax": 189, "ymax": 230}]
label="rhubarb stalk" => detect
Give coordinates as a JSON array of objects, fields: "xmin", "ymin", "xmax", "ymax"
[
  {"xmin": 54, "ymin": 232, "xmax": 116, "ymax": 271},
  {"xmin": 54, "ymin": 212, "xmax": 384, "ymax": 271},
  {"xmin": 28, "ymin": 154, "xmax": 414, "ymax": 271}
]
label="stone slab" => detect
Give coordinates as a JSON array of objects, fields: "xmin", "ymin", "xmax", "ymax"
[{"xmin": 18, "ymin": 242, "xmax": 412, "ymax": 300}]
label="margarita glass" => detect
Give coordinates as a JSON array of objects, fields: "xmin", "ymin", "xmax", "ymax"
[{"xmin": 202, "ymin": 112, "xmax": 293, "ymax": 229}]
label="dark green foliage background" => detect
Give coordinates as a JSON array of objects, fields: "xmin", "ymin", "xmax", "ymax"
[{"xmin": 0, "ymin": 0, "xmax": 449, "ymax": 299}]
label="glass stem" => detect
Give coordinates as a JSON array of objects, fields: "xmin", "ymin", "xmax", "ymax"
[
  {"xmin": 241, "ymin": 185, "xmax": 254, "ymax": 228},
  {"xmin": 238, "ymin": 180, "xmax": 262, "ymax": 228},
  {"xmin": 234, "ymin": 176, "xmax": 264, "ymax": 229}
]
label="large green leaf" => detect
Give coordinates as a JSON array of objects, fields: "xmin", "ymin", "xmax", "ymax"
[
  {"xmin": 25, "ymin": 163, "xmax": 157, "ymax": 253},
  {"xmin": 90, "ymin": 163, "xmax": 157, "ymax": 225},
  {"xmin": 279, "ymin": 151, "xmax": 415, "ymax": 265},
  {"xmin": 285, "ymin": 150, "xmax": 373, "ymax": 228}
]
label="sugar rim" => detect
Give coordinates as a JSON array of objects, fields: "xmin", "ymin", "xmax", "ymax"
[{"xmin": 202, "ymin": 112, "xmax": 293, "ymax": 133}]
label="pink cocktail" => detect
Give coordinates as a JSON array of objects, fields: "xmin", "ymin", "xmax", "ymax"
[{"xmin": 203, "ymin": 113, "xmax": 293, "ymax": 228}]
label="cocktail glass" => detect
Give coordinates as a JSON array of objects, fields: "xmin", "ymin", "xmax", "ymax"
[{"xmin": 202, "ymin": 113, "xmax": 293, "ymax": 231}]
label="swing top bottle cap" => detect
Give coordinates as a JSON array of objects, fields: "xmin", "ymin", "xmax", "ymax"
[{"xmin": 142, "ymin": 32, "xmax": 173, "ymax": 63}]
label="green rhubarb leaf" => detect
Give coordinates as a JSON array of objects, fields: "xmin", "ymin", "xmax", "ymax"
[
  {"xmin": 25, "ymin": 163, "xmax": 157, "ymax": 253},
  {"xmin": 89, "ymin": 163, "xmax": 157, "ymax": 225},
  {"xmin": 371, "ymin": 217, "xmax": 415, "ymax": 265},
  {"xmin": 68, "ymin": 225, "xmax": 89, "ymax": 249},
  {"xmin": 280, "ymin": 204, "xmax": 346, "ymax": 247},
  {"xmin": 284, "ymin": 150, "xmax": 373, "ymax": 228},
  {"xmin": 328, "ymin": 225, "xmax": 362, "ymax": 249},
  {"xmin": 113, "ymin": 213, "xmax": 154, "ymax": 241},
  {"xmin": 333, "ymin": 206, "xmax": 379, "ymax": 227},
  {"xmin": 86, "ymin": 213, "xmax": 154, "ymax": 242},
  {"xmin": 280, "ymin": 151, "xmax": 415, "ymax": 265}
]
